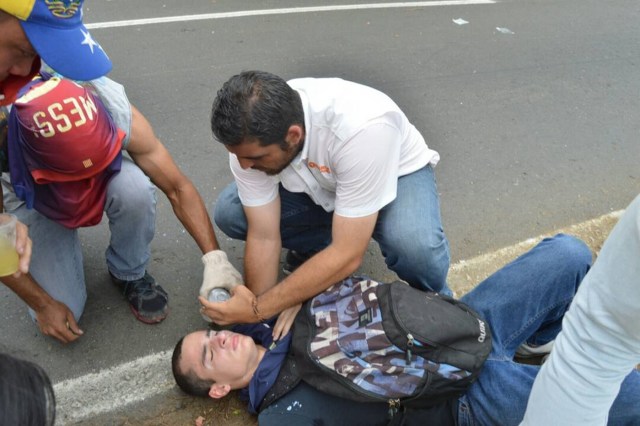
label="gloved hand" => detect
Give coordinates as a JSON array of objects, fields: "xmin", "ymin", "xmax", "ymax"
[{"xmin": 199, "ymin": 250, "xmax": 243, "ymax": 321}]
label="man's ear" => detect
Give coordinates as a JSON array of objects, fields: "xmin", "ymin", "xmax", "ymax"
[
  {"xmin": 208, "ymin": 383, "xmax": 231, "ymax": 399},
  {"xmin": 286, "ymin": 125, "xmax": 304, "ymax": 145}
]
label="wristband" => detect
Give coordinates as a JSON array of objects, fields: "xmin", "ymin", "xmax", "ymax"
[{"xmin": 252, "ymin": 297, "xmax": 266, "ymax": 323}]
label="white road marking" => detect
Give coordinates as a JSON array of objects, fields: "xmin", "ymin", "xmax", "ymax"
[
  {"xmin": 54, "ymin": 350, "xmax": 173, "ymax": 424},
  {"xmin": 86, "ymin": 1, "xmax": 496, "ymax": 29},
  {"xmin": 54, "ymin": 209, "xmax": 623, "ymax": 424}
]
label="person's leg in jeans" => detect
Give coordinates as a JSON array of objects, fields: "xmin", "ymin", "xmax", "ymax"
[
  {"xmin": 458, "ymin": 234, "xmax": 591, "ymax": 425},
  {"xmin": 457, "ymin": 233, "xmax": 640, "ymax": 425},
  {"xmin": 523, "ymin": 195, "xmax": 640, "ymax": 425},
  {"xmin": 9, "ymin": 204, "xmax": 86, "ymax": 322},
  {"xmin": 104, "ymin": 158, "xmax": 157, "ymax": 280},
  {"xmin": 259, "ymin": 381, "xmax": 389, "ymax": 426},
  {"xmin": 214, "ymin": 182, "xmax": 332, "ymax": 253},
  {"xmin": 105, "ymin": 158, "xmax": 168, "ymax": 323},
  {"xmin": 373, "ymin": 165, "xmax": 450, "ymax": 294}
]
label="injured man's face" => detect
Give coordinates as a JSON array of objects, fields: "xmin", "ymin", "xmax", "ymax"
[{"xmin": 177, "ymin": 329, "xmax": 266, "ymax": 397}]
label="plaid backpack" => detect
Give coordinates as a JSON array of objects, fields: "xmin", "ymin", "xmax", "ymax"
[{"xmin": 291, "ymin": 276, "xmax": 491, "ymax": 417}]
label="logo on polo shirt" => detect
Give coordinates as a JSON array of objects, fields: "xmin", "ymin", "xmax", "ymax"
[{"xmin": 308, "ymin": 161, "xmax": 331, "ymax": 174}]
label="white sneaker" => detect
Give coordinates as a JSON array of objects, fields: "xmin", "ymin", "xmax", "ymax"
[{"xmin": 516, "ymin": 340, "xmax": 554, "ymax": 358}]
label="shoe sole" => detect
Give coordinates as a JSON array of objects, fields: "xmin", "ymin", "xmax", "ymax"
[
  {"xmin": 129, "ymin": 305, "xmax": 169, "ymax": 324},
  {"xmin": 110, "ymin": 273, "xmax": 169, "ymax": 324}
]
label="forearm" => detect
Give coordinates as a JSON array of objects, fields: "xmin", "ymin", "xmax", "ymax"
[
  {"xmin": 1, "ymin": 273, "xmax": 54, "ymax": 312},
  {"xmin": 126, "ymin": 106, "xmax": 220, "ymax": 254},
  {"xmin": 256, "ymin": 244, "xmax": 362, "ymax": 319},
  {"xmin": 244, "ymin": 236, "xmax": 281, "ymax": 296},
  {"xmin": 167, "ymin": 181, "xmax": 219, "ymax": 253},
  {"xmin": 2, "ymin": 271, "xmax": 83, "ymax": 342}
]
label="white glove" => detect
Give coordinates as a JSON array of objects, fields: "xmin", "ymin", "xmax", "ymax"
[{"xmin": 199, "ymin": 250, "xmax": 243, "ymax": 321}]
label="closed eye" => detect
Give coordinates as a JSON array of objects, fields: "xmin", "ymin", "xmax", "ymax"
[{"xmin": 202, "ymin": 329, "xmax": 216, "ymax": 368}]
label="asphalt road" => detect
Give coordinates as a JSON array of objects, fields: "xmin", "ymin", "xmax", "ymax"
[{"xmin": 0, "ymin": 0, "xmax": 638, "ymax": 422}]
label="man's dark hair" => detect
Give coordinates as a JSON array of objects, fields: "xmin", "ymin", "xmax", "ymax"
[
  {"xmin": 171, "ymin": 337, "xmax": 215, "ymax": 397},
  {"xmin": 0, "ymin": 353, "xmax": 56, "ymax": 426},
  {"xmin": 210, "ymin": 70, "xmax": 304, "ymax": 147}
]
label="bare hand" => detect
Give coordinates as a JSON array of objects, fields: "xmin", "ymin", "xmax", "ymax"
[
  {"xmin": 198, "ymin": 285, "xmax": 256, "ymax": 326},
  {"xmin": 272, "ymin": 303, "xmax": 301, "ymax": 341},
  {"xmin": 36, "ymin": 300, "xmax": 83, "ymax": 344},
  {"xmin": 12, "ymin": 220, "xmax": 32, "ymax": 278}
]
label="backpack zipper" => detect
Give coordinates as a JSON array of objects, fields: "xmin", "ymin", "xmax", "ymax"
[
  {"xmin": 406, "ymin": 333, "xmax": 414, "ymax": 364},
  {"xmin": 388, "ymin": 398, "xmax": 401, "ymax": 418},
  {"xmin": 405, "ymin": 331, "xmax": 425, "ymax": 364}
]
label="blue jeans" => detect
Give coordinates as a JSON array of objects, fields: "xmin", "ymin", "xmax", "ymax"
[
  {"xmin": 522, "ymin": 195, "xmax": 640, "ymax": 425},
  {"xmin": 214, "ymin": 165, "xmax": 451, "ymax": 294},
  {"xmin": 458, "ymin": 234, "xmax": 640, "ymax": 426},
  {"xmin": 258, "ymin": 235, "xmax": 640, "ymax": 425},
  {"xmin": 4, "ymin": 158, "xmax": 157, "ymax": 322}
]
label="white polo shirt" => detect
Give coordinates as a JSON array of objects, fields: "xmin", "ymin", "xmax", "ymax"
[{"xmin": 230, "ymin": 77, "xmax": 439, "ymax": 218}]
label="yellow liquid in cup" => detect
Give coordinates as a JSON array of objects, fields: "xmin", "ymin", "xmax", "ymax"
[{"xmin": 0, "ymin": 236, "xmax": 19, "ymax": 276}]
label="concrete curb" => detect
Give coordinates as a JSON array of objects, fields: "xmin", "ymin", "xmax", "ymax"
[{"xmin": 448, "ymin": 210, "xmax": 622, "ymax": 297}]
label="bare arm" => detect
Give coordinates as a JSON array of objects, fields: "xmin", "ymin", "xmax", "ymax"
[
  {"xmin": 1, "ymin": 179, "xmax": 77, "ymax": 342},
  {"xmin": 243, "ymin": 198, "xmax": 282, "ymax": 296},
  {"xmin": 0, "ymin": 273, "xmax": 82, "ymax": 343},
  {"xmin": 125, "ymin": 105, "xmax": 219, "ymax": 254}
]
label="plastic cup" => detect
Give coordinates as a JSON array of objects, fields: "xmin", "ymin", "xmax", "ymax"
[{"xmin": 0, "ymin": 214, "xmax": 19, "ymax": 277}]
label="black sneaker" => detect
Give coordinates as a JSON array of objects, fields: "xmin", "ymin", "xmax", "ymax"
[
  {"xmin": 282, "ymin": 250, "xmax": 314, "ymax": 275},
  {"xmin": 110, "ymin": 271, "xmax": 169, "ymax": 324}
]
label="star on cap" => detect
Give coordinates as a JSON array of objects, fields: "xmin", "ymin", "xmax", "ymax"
[{"xmin": 81, "ymin": 30, "xmax": 100, "ymax": 54}]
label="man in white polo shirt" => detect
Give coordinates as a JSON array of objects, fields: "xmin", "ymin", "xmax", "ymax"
[{"xmin": 201, "ymin": 70, "xmax": 449, "ymax": 337}]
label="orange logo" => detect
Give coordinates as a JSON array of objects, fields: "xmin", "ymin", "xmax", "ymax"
[{"xmin": 308, "ymin": 161, "xmax": 331, "ymax": 174}]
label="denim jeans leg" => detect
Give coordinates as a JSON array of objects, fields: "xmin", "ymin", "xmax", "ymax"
[
  {"xmin": 458, "ymin": 360, "xmax": 540, "ymax": 426},
  {"xmin": 372, "ymin": 165, "xmax": 450, "ymax": 294},
  {"xmin": 104, "ymin": 158, "xmax": 157, "ymax": 280},
  {"xmin": 458, "ymin": 314, "xmax": 640, "ymax": 426},
  {"xmin": 607, "ymin": 370, "xmax": 640, "ymax": 424},
  {"xmin": 9, "ymin": 204, "xmax": 86, "ymax": 322},
  {"xmin": 214, "ymin": 182, "xmax": 332, "ymax": 253},
  {"xmin": 213, "ymin": 182, "xmax": 247, "ymax": 239},
  {"xmin": 459, "ymin": 234, "xmax": 592, "ymax": 424},
  {"xmin": 278, "ymin": 186, "xmax": 332, "ymax": 252},
  {"xmin": 462, "ymin": 234, "xmax": 592, "ymax": 356}
]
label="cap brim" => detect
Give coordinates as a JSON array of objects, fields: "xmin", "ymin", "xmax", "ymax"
[{"xmin": 20, "ymin": 21, "xmax": 112, "ymax": 81}]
